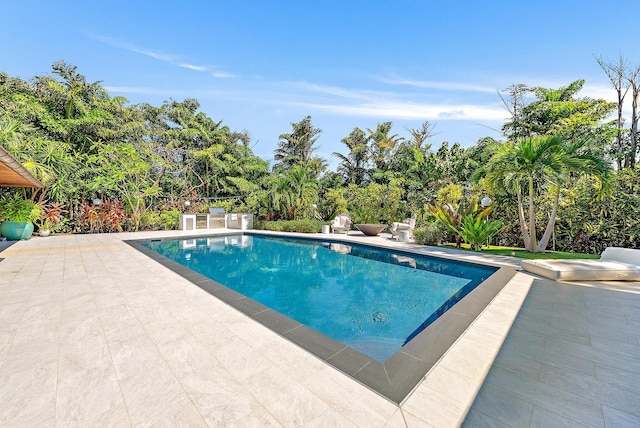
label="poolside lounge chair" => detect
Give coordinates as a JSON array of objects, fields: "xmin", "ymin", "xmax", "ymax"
[
  {"xmin": 520, "ymin": 247, "xmax": 640, "ymax": 281},
  {"xmin": 331, "ymin": 214, "xmax": 351, "ymax": 234},
  {"xmin": 390, "ymin": 215, "xmax": 416, "ymax": 240}
]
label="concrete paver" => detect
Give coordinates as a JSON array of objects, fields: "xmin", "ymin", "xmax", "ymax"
[{"xmin": 0, "ymin": 230, "xmax": 638, "ymax": 427}]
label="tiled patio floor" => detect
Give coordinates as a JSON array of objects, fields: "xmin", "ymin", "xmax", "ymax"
[{"xmin": 0, "ymin": 230, "xmax": 638, "ymax": 427}]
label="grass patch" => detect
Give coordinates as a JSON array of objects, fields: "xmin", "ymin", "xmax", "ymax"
[{"xmin": 442, "ymin": 244, "xmax": 600, "ymax": 260}]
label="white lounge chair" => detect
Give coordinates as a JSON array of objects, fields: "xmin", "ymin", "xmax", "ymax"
[
  {"xmin": 390, "ymin": 215, "xmax": 416, "ymax": 240},
  {"xmin": 521, "ymin": 247, "xmax": 640, "ymax": 281},
  {"xmin": 331, "ymin": 214, "xmax": 352, "ymax": 234}
]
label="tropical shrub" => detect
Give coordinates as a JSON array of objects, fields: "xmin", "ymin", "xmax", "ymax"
[
  {"xmin": 75, "ymin": 200, "xmax": 127, "ymax": 233},
  {"xmin": 139, "ymin": 208, "xmax": 180, "ymax": 231},
  {"xmin": 459, "ymin": 215, "xmax": 503, "ymax": 251},
  {"xmin": 430, "ymin": 201, "xmax": 499, "ymax": 250},
  {"xmin": 38, "ymin": 201, "xmax": 67, "ymax": 231},
  {"xmin": 139, "ymin": 211, "xmax": 161, "ymax": 230},
  {"xmin": 428, "ymin": 203, "xmax": 471, "ymax": 248},
  {"xmin": 323, "ymin": 187, "xmax": 348, "ymax": 221},
  {"xmin": 343, "ymin": 181, "xmax": 404, "ymax": 224},
  {"xmin": 413, "ymin": 224, "xmax": 448, "ymax": 246},
  {"xmin": 159, "ymin": 208, "xmax": 181, "ymax": 230},
  {"xmin": 100, "ymin": 200, "xmax": 127, "ymax": 232},
  {"xmin": 76, "ymin": 203, "xmax": 101, "ymax": 233},
  {"xmin": 0, "ymin": 193, "xmax": 41, "ymax": 223}
]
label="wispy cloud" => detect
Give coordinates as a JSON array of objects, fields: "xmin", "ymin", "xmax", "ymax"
[
  {"xmin": 274, "ymin": 81, "xmax": 507, "ymax": 121},
  {"xmin": 107, "ymin": 78, "xmax": 508, "ymax": 122},
  {"xmin": 282, "ymin": 81, "xmax": 381, "ymax": 100},
  {"xmin": 212, "ymin": 71, "xmax": 236, "ymax": 78},
  {"xmin": 295, "ymin": 101, "xmax": 507, "ymax": 121},
  {"xmin": 581, "ymin": 83, "xmax": 619, "ymax": 101},
  {"xmin": 497, "ymin": 78, "xmax": 620, "ymax": 102},
  {"xmin": 178, "ymin": 63, "xmax": 209, "ymax": 72},
  {"xmin": 104, "ymin": 86, "xmax": 192, "ymax": 97},
  {"xmin": 378, "ymin": 76, "xmax": 497, "ymax": 93},
  {"xmin": 85, "ymin": 32, "xmax": 233, "ymax": 77}
]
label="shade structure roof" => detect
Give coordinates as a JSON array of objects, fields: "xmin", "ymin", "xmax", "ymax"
[{"xmin": 0, "ymin": 146, "xmax": 43, "ymax": 188}]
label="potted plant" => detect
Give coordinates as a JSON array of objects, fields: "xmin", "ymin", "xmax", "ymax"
[
  {"xmin": 0, "ymin": 193, "xmax": 41, "ymax": 240},
  {"xmin": 37, "ymin": 202, "xmax": 67, "ymax": 237}
]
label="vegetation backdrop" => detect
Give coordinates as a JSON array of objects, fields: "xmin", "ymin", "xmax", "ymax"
[{"xmin": 1, "ymin": 60, "xmax": 639, "ymax": 254}]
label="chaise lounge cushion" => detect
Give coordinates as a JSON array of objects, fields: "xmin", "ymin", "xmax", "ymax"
[
  {"xmin": 520, "ymin": 247, "xmax": 640, "ymax": 281},
  {"xmin": 331, "ymin": 215, "xmax": 351, "ymax": 233},
  {"xmin": 390, "ymin": 215, "xmax": 416, "ymax": 238}
]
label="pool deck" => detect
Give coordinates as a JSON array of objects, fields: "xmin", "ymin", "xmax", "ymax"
[{"xmin": 1, "ymin": 229, "xmax": 639, "ymax": 427}]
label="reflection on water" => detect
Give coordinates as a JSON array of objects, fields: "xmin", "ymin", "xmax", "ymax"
[
  {"xmin": 206, "ymin": 235, "xmax": 252, "ymax": 250},
  {"xmin": 392, "ymin": 254, "xmax": 416, "ymax": 268},
  {"xmin": 144, "ymin": 234, "xmax": 497, "ymax": 362},
  {"xmin": 325, "ymin": 242, "xmax": 352, "ymax": 254}
]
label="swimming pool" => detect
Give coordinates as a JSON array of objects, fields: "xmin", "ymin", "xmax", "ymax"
[
  {"xmin": 143, "ymin": 234, "xmax": 496, "ymax": 362},
  {"xmin": 130, "ymin": 232, "xmax": 514, "ymax": 403}
]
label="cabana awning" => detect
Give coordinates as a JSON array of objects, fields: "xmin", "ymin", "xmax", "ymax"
[{"xmin": 0, "ymin": 146, "xmax": 43, "ymax": 188}]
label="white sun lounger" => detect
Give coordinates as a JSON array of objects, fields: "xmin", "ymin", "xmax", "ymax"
[{"xmin": 520, "ymin": 247, "xmax": 640, "ymax": 281}]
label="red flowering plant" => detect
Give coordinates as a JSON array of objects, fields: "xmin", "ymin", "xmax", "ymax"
[
  {"xmin": 100, "ymin": 200, "xmax": 126, "ymax": 232},
  {"xmin": 38, "ymin": 201, "xmax": 67, "ymax": 233},
  {"xmin": 77, "ymin": 200, "xmax": 127, "ymax": 233}
]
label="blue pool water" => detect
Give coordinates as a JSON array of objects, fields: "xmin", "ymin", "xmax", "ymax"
[{"xmin": 143, "ymin": 234, "xmax": 497, "ymax": 361}]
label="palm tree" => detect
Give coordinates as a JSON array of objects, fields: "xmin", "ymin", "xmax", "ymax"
[
  {"xmin": 272, "ymin": 166, "xmax": 318, "ymax": 220},
  {"xmin": 480, "ymin": 135, "xmax": 610, "ymax": 253},
  {"xmin": 367, "ymin": 122, "xmax": 401, "ymax": 172},
  {"xmin": 273, "ymin": 116, "xmax": 326, "ymax": 176},
  {"xmin": 333, "ymin": 127, "xmax": 369, "ymax": 185}
]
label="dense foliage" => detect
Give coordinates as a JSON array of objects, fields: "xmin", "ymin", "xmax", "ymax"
[
  {"xmin": 262, "ymin": 219, "xmax": 323, "ymax": 233},
  {"xmin": 1, "ymin": 62, "xmax": 640, "ymax": 253},
  {"xmin": 0, "ymin": 62, "xmax": 269, "ymax": 232}
]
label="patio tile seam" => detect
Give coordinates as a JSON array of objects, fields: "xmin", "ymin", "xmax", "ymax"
[
  {"xmin": 82, "ymin": 250, "xmax": 136, "ymax": 427},
  {"xmin": 483, "ymin": 369, "xmax": 606, "ymax": 427},
  {"xmin": 398, "ymin": 273, "xmax": 536, "ymax": 424},
  {"xmin": 117, "ymin": 250, "xmax": 301, "ymax": 426}
]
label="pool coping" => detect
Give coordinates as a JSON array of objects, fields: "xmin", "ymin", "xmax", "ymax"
[{"xmin": 125, "ymin": 232, "xmax": 516, "ymax": 404}]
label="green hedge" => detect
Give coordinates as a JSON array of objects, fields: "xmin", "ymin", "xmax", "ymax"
[
  {"xmin": 139, "ymin": 208, "xmax": 181, "ymax": 230},
  {"xmin": 262, "ymin": 219, "xmax": 323, "ymax": 233},
  {"xmin": 413, "ymin": 224, "xmax": 448, "ymax": 246}
]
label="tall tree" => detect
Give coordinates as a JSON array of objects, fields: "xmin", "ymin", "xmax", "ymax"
[
  {"xmin": 480, "ymin": 136, "xmax": 610, "ymax": 252},
  {"xmin": 387, "ymin": 122, "xmax": 439, "ymax": 214},
  {"xmin": 273, "ymin": 116, "xmax": 326, "ymax": 176},
  {"xmin": 434, "ymin": 141, "xmax": 466, "ymax": 183},
  {"xmin": 500, "ymin": 84, "xmax": 531, "ymax": 140},
  {"xmin": 502, "ymin": 80, "xmax": 615, "ymax": 152},
  {"xmin": 406, "ymin": 121, "xmax": 435, "ymax": 150},
  {"xmin": 87, "ymin": 141, "xmax": 168, "ymax": 231},
  {"xmin": 333, "ymin": 127, "xmax": 369, "ymax": 185},
  {"xmin": 625, "ymin": 64, "xmax": 640, "ymax": 168},
  {"xmin": 0, "ymin": 62, "xmax": 272, "ymax": 230},
  {"xmin": 597, "ymin": 55, "xmax": 630, "ymax": 169},
  {"xmin": 33, "ymin": 61, "xmax": 124, "ymax": 154},
  {"xmin": 367, "ymin": 122, "xmax": 401, "ymax": 173}
]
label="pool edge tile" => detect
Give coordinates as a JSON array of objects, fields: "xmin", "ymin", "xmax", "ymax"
[{"xmin": 124, "ymin": 234, "xmax": 516, "ymax": 404}]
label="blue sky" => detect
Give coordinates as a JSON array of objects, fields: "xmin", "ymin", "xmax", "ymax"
[{"xmin": 1, "ymin": 1, "xmax": 638, "ymax": 170}]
